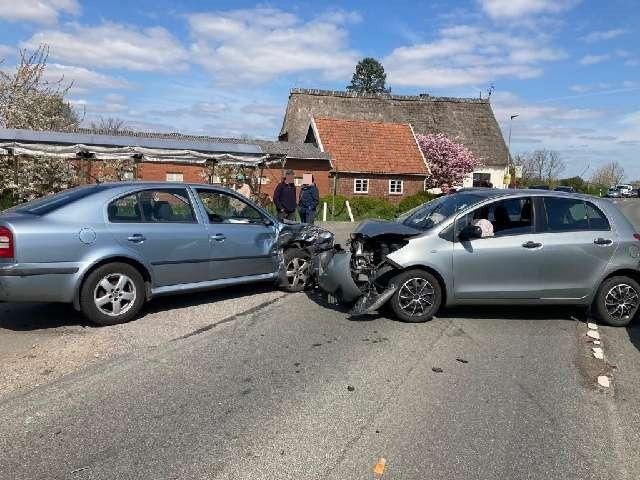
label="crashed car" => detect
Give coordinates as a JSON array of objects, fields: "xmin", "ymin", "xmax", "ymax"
[
  {"xmin": 0, "ymin": 182, "xmax": 333, "ymax": 325},
  {"xmin": 315, "ymin": 189, "xmax": 640, "ymax": 327}
]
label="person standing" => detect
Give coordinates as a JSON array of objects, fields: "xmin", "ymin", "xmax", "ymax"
[
  {"xmin": 273, "ymin": 170, "xmax": 297, "ymax": 221},
  {"xmin": 298, "ymin": 174, "xmax": 319, "ymax": 224}
]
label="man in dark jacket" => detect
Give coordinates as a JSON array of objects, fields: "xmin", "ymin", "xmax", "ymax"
[
  {"xmin": 298, "ymin": 174, "xmax": 319, "ymax": 224},
  {"xmin": 273, "ymin": 170, "xmax": 297, "ymax": 220}
]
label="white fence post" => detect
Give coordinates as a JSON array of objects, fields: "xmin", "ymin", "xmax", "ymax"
[
  {"xmin": 322, "ymin": 202, "xmax": 327, "ymax": 222},
  {"xmin": 345, "ymin": 200, "xmax": 354, "ymax": 222}
]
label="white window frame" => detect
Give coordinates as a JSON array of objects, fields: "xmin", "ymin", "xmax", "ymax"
[
  {"xmin": 389, "ymin": 179, "xmax": 404, "ymax": 195},
  {"xmin": 354, "ymin": 178, "xmax": 369, "ymax": 194},
  {"xmin": 166, "ymin": 172, "xmax": 184, "ymax": 182},
  {"xmin": 294, "ymin": 177, "xmax": 303, "ymax": 187}
]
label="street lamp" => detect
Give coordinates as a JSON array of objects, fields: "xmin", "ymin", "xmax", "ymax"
[{"xmin": 508, "ymin": 114, "xmax": 519, "ymax": 188}]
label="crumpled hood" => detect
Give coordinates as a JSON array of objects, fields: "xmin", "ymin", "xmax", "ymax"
[
  {"xmin": 353, "ymin": 219, "xmax": 423, "ymax": 239},
  {"xmin": 277, "ymin": 222, "xmax": 334, "ymax": 247}
]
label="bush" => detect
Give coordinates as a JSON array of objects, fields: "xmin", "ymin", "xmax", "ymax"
[
  {"xmin": 397, "ymin": 191, "xmax": 435, "ymax": 214},
  {"xmin": 0, "ymin": 193, "xmax": 16, "ymax": 211},
  {"xmin": 348, "ymin": 196, "xmax": 397, "ymax": 220}
]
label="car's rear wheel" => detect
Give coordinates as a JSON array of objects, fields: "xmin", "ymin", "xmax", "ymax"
[
  {"xmin": 593, "ymin": 275, "xmax": 640, "ymax": 327},
  {"xmin": 282, "ymin": 248, "xmax": 311, "ymax": 292},
  {"xmin": 80, "ymin": 263, "xmax": 145, "ymax": 326},
  {"xmin": 389, "ymin": 269, "xmax": 442, "ymax": 323}
]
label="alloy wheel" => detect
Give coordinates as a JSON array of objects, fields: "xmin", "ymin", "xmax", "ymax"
[
  {"xmin": 604, "ymin": 283, "xmax": 639, "ymax": 322},
  {"xmin": 397, "ymin": 277, "xmax": 435, "ymax": 317},
  {"xmin": 286, "ymin": 257, "xmax": 310, "ymax": 290},
  {"xmin": 93, "ymin": 273, "xmax": 137, "ymax": 317}
]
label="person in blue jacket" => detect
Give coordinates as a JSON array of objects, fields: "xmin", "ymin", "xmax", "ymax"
[{"xmin": 298, "ymin": 175, "xmax": 319, "ymax": 224}]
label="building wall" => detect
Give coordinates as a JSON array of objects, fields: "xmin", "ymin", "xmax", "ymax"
[
  {"xmin": 335, "ymin": 173, "xmax": 427, "ymax": 203},
  {"xmin": 137, "ymin": 162, "xmax": 206, "ymax": 183}
]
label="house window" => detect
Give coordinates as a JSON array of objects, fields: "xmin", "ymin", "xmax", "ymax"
[
  {"xmin": 294, "ymin": 177, "xmax": 303, "ymax": 187},
  {"xmin": 389, "ymin": 179, "xmax": 403, "ymax": 195},
  {"xmin": 473, "ymin": 172, "xmax": 491, "ymax": 187},
  {"xmin": 354, "ymin": 178, "xmax": 369, "ymax": 194},
  {"xmin": 166, "ymin": 172, "xmax": 184, "ymax": 182}
]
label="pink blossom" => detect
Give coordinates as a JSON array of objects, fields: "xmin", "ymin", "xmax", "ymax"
[{"xmin": 416, "ymin": 133, "xmax": 482, "ymax": 189}]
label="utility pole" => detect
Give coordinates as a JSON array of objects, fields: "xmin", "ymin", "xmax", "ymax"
[{"xmin": 508, "ymin": 114, "xmax": 519, "ymax": 187}]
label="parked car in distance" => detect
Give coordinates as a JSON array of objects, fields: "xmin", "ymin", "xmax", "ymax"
[
  {"xmin": 0, "ymin": 183, "xmax": 333, "ymax": 325},
  {"xmin": 616, "ymin": 184, "xmax": 634, "ymax": 197},
  {"xmin": 554, "ymin": 186, "xmax": 577, "ymax": 193},
  {"xmin": 316, "ymin": 189, "xmax": 640, "ymax": 327},
  {"xmin": 528, "ymin": 185, "xmax": 550, "ymax": 190},
  {"xmin": 606, "ymin": 187, "xmax": 622, "ymax": 198}
]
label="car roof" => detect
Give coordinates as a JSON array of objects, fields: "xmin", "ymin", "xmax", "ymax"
[
  {"xmin": 99, "ymin": 181, "xmax": 237, "ymax": 193},
  {"xmin": 453, "ymin": 187, "xmax": 600, "ymax": 202}
]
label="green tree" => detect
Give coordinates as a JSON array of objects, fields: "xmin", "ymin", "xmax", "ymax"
[{"xmin": 346, "ymin": 57, "xmax": 390, "ymax": 94}]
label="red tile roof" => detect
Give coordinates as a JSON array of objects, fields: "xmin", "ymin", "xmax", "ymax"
[{"xmin": 312, "ymin": 117, "xmax": 428, "ymax": 175}]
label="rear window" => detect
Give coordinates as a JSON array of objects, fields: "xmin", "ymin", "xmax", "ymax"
[
  {"xmin": 543, "ymin": 197, "xmax": 610, "ymax": 232},
  {"xmin": 9, "ymin": 185, "xmax": 110, "ymax": 216}
]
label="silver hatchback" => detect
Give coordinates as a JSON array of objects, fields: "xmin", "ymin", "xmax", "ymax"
[{"xmin": 317, "ymin": 189, "xmax": 640, "ymax": 326}]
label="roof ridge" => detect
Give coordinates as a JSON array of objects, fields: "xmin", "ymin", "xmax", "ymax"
[
  {"xmin": 313, "ymin": 116, "xmax": 411, "ymax": 128},
  {"xmin": 290, "ymin": 88, "xmax": 489, "ymax": 104}
]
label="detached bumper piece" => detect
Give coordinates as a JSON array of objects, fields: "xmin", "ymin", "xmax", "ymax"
[{"xmin": 349, "ymin": 284, "xmax": 397, "ymax": 317}]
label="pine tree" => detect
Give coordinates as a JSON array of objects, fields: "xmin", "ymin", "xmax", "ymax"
[{"xmin": 346, "ymin": 58, "xmax": 390, "ymax": 94}]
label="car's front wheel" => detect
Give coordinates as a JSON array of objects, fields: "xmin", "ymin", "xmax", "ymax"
[
  {"xmin": 388, "ymin": 269, "xmax": 442, "ymax": 323},
  {"xmin": 282, "ymin": 248, "xmax": 311, "ymax": 292},
  {"xmin": 593, "ymin": 275, "xmax": 640, "ymax": 327},
  {"xmin": 80, "ymin": 262, "xmax": 145, "ymax": 326}
]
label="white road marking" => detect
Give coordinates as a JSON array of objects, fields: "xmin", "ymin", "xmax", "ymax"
[
  {"xmin": 597, "ymin": 375, "xmax": 611, "ymax": 388},
  {"xmin": 587, "ymin": 330, "xmax": 601, "ymax": 340}
]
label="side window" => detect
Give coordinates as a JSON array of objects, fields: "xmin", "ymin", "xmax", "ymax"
[
  {"xmin": 543, "ymin": 197, "xmax": 589, "ymax": 232},
  {"xmin": 108, "ymin": 193, "xmax": 142, "ymax": 223},
  {"xmin": 108, "ymin": 189, "xmax": 196, "ymax": 223},
  {"xmin": 586, "ymin": 202, "xmax": 611, "ymax": 231},
  {"xmin": 456, "ymin": 197, "xmax": 533, "ymax": 238},
  {"xmin": 196, "ymin": 190, "xmax": 264, "ymax": 224}
]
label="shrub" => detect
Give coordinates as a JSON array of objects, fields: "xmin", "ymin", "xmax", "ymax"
[
  {"xmin": 348, "ymin": 196, "xmax": 397, "ymax": 220},
  {"xmin": 398, "ymin": 191, "xmax": 435, "ymax": 213}
]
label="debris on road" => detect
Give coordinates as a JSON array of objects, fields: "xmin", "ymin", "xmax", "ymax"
[
  {"xmin": 456, "ymin": 358, "xmax": 469, "ymax": 364},
  {"xmin": 592, "ymin": 347, "xmax": 604, "ymax": 360},
  {"xmin": 587, "ymin": 322, "xmax": 598, "ymax": 330},
  {"xmin": 587, "ymin": 330, "xmax": 601, "ymax": 340},
  {"xmin": 373, "ymin": 458, "xmax": 386, "ymax": 477},
  {"xmin": 432, "ymin": 367, "xmax": 443, "ymax": 373},
  {"xmin": 597, "ymin": 375, "xmax": 611, "ymax": 388},
  {"xmin": 347, "ymin": 385, "xmax": 355, "ymax": 392}
]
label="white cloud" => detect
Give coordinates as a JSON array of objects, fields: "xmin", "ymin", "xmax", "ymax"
[
  {"xmin": 44, "ymin": 64, "xmax": 132, "ymax": 91},
  {"xmin": 478, "ymin": 0, "xmax": 579, "ymax": 20},
  {"xmin": 570, "ymin": 81, "xmax": 639, "ymax": 94},
  {"xmin": 0, "ymin": 43, "xmax": 12, "ymax": 58},
  {"xmin": 0, "ymin": 0, "xmax": 79, "ymax": 24},
  {"xmin": 385, "ymin": 25, "xmax": 565, "ymax": 88},
  {"xmin": 582, "ymin": 29, "xmax": 628, "ymax": 43},
  {"xmin": 23, "ymin": 22, "xmax": 189, "ymax": 72},
  {"xmin": 579, "ymin": 54, "xmax": 610, "ymax": 65},
  {"xmin": 187, "ymin": 8, "xmax": 359, "ymax": 85}
]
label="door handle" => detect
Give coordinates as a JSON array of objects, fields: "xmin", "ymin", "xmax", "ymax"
[
  {"xmin": 127, "ymin": 234, "xmax": 146, "ymax": 243},
  {"xmin": 522, "ymin": 241, "xmax": 542, "ymax": 249},
  {"xmin": 210, "ymin": 233, "xmax": 226, "ymax": 242},
  {"xmin": 594, "ymin": 238, "xmax": 613, "ymax": 246}
]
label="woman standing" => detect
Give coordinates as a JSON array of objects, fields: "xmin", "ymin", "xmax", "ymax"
[{"xmin": 298, "ymin": 174, "xmax": 319, "ymax": 224}]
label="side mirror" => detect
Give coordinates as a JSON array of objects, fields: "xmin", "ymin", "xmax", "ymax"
[
  {"xmin": 263, "ymin": 217, "xmax": 274, "ymax": 226},
  {"xmin": 459, "ymin": 224, "xmax": 483, "ymax": 241}
]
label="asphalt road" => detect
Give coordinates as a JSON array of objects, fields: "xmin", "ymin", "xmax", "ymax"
[{"xmin": 1, "ymin": 208, "xmax": 639, "ymax": 479}]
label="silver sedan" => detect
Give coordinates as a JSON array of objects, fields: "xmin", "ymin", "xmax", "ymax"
[{"xmin": 0, "ymin": 182, "xmax": 333, "ymax": 325}]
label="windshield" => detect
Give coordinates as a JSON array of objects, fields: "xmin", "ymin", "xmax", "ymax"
[
  {"xmin": 399, "ymin": 193, "xmax": 485, "ymax": 230},
  {"xmin": 5, "ymin": 185, "xmax": 110, "ymax": 215}
]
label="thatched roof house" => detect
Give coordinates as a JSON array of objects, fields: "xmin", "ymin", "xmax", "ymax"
[{"xmin": 279, "ymin": 89, "xmax": 510, "ymax": 188}]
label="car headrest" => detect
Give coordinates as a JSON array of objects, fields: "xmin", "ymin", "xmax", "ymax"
[{"xmin": 154, "ymin": 201, "xmax": 173, "ymax": 221}]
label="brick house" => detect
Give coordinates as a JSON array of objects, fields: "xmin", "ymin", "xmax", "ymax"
[
  {"xmin": 279, "ymin": 88, "xmax": 510, "ymax": 189},
  {"xmin": 304, "ymin": 117, "xmax": 428, "ymax": 202}
]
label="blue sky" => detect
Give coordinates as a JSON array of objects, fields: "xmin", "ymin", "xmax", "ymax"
[{"xmin": 0, "ymin": 0, "xmax": 638, "ymax": 179}]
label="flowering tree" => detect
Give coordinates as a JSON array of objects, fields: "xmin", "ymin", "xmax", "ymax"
[
  {"xmin": 416, "ymin": 133, "xmax": 482, "ymax": 189},
  {"xmin": 95, "ymin": 158, "xmax": 138, "ymax": 182},
  {"xmin": 0, "ymin": 155, "xmax": 77, "ymax": 202}
]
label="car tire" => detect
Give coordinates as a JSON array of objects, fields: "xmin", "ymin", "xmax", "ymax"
[
  {"xmin": 282, "ymin": 248, "xmax": 311, "ymax": 293},
  {"xmin": 593, "ymin": 275, "xmax": 640, "ymax": 327},
  {"xmin": 80, "ymin": 262, "xmax": 146, "ymax": 326},
  {"xmin": 389, "ymin": 269, "xmax": 442, "ymax": 323}
]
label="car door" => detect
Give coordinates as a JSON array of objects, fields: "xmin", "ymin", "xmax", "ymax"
[
  {"xmin": 535, "ymin": 196, "xmax": 618, "ymax": 299},
  {"xmin": 453, "ymin": 196, "xmax": 547, "ymax": 299},
  {"xmin": 194, "ymin": 188, "xmax": 279, "ymax": 281},
  {"xmin": 107, "ymin": 187, "xmax": 210, "ymax": 287}
]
